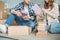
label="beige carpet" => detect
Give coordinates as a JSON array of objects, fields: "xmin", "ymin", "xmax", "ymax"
[{"xmin": 0, "ymin": 33, "xmax": 60, "ymax": 40}]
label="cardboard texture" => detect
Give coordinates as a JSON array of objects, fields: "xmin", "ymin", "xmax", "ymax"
[
  {"xmin": 0, "ymin": 12, "xmax": 3, "ymax": 19},
  {"xmin": 12, "ymin": 21, "xmax": 17, "ymax": 25},
  {"xmin": 8, "ymin": 26, "xmax": 32, "ymax": 36},
  {"xmin": 3, "ymin": 8, "xmax": 10, "ymax": 19},
  {"xmin": 36, "ymin": 31, "xmax": 47, "ymax": 37},
  {"xmin": 3, "ymin": 13, "xmax": 7, "ymax": 19},
  {"xmin": 36, "ymin": 16, "xmax": 41, "ymax": 22},
  {"xmin": 37, "ymin": 22, "xmax": 46, "ymax": 31},
  {"xmin": 36, "ymin": 15, "xmax": 45, "ymax": 23},
  {"xmin": 36, "ymin": 22, "xmax": 48, "ymax": 37},
  {"xmin": 0, "ymin": 20, "xmax": 6, "ymax": 24},
  {"xmin": 0, "ymin": 1, "xmax": 4, "ymax": 11},
  {"xmin": 0, "ymin": 1, "xmax": 4, "ymax": 19}
]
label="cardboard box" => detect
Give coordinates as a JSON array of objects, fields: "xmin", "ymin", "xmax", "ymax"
[
  {"xmin": 0, "ymin": 1, "xmax": 4, "ymax": 19},
  {"xmin": 36, "ymin": 31, "xmax": 47, "ymax": 37},
  {"xmin": 0, "ymin": 20, "xmax": 6, "ymax": 24},
  {"xmin": 8, "ymin": 26, "xmax": 32, "ymax": 36},
  {"xmin": 3, "ymin": 8, "xmax": 10, "ymax": 19},
  {"xmin": 36, "ymin": 15, "xmax": 45, "ymax": 23},
  {"xmin": 0, "ymin": 12, "xmax": 3, "ymax": 19},
  {"xmin": 36, "ymin": 16, "xmax": 42, "ymax": 22},
  {"xmin": 0, "ymin": 1, "xmax": 4, "ymax": 11},
  {"xmin": 37, "ymin": 22, "xmax": 46, "ymax": 31},
  {"xmin": 12, "ymin": 21, "xmax": 17, "ymax": 25},
  {"xmin": 3, "ymin": 13, "xmax": 8, "ymax": 19}
]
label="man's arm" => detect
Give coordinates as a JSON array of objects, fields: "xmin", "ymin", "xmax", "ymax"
[
  {"xmin": 10, "ymin": 3, "xmax": 22, "ymax": 13},
  {"xmin": 10, "ymin": 3, "xmax": 23, "ymax": 17}
]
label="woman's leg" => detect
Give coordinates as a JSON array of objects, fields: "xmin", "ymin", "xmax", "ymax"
[{"xmin": 50, "ymin": 22, "xmax": 60, "ymax": 33}]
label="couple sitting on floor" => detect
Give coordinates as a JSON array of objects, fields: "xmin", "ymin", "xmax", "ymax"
[{"xmin": 0, "ymin": 0, "xmax": 60, "ymax": 34}]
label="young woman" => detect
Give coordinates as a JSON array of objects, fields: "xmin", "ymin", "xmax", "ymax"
[{"xmin": 42, "ymin": 0, "xmax": 60, "ymax": 33}]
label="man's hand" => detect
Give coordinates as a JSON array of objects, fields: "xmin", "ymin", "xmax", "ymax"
[
  {"xmin": 23, "ymin": 16, "xmax": 32, "ymax": 20},
  {"xmin": 13, "ymin": 10, "xmax": 23, "ymax": 17}
]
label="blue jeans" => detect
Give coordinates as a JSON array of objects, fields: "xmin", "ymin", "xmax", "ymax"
[
  {"xmin": 46, "ymin": 22, "xmax": 60, "ymax": 34},
  {"xmin": 5, "ymin": 14, "xmax": 36, "ymax": 29}
]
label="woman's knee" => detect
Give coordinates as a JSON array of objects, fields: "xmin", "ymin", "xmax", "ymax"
[
  {"xmin": 50, "ymin": 22, "xmax": 60, "ymax": 33},
  {"xmin": 45, "ymin": 25, "xmax": 49, "ymax": 31}
]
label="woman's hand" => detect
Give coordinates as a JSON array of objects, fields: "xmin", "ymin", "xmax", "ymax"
[
  {"xmin": 42, "ymin": 8, "xmax": 55, "ymax": 19},
  {"xmin": 42, "ymin": 8, "xmax": 46, "ymax": 12}
]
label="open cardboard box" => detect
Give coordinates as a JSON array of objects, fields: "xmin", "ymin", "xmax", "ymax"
[
  {"xmin": 36, "ymin": 31, "xmax": 48, "ymax": 37},
  {"xmin": 37, "ymin": 22, "xmax": 46, "ymax": 31},
  {"xmin": 8, "ymin": 26, "xmax": 32, "ymax": 36},
  {"xmin": 0, "ymin": 1, "xmax": 4, "ymax": 19}
]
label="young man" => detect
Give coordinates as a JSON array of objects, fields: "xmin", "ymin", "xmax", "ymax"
[{"xmin": 0, "ymin": 0, "xmax": 37, "ymax": 33}]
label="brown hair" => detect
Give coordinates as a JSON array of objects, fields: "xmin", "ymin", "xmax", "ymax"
[{"xmin": 44, "ymin": 0, "xmax": 54, "ymax": 10}]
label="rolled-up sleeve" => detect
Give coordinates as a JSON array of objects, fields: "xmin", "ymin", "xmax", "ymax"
[
  {"xmin": 10, "ymin": 3, "xmax": 21, "ymax": 13},
  {"xmin": 46, "ymin": 3, "xmax": 59, "ymax": 19},
  {"xmin": 49, "ymin": 4, "xmax": 59, "ymax": 19}
]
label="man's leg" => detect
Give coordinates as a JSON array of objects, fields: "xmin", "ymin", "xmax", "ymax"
[
  {"xmin": 27, "ymin": 21, "xmax": 36, "ymax": 29},
  {"xmin": 15, "ymin": 16, "xmax": 37, "ymax": 32},
  {"xmin": 5, "ymin": 14, "xmax": 16, "ymax": 26},
  {"xmin": 14, "ymin": 15, "xmax": 25, "ymax": 25},
  {"xmin": 0, "ymin": 14, "xmax": 16, "ymax": 33},
  {"xmin": 24, "ymin": 21, "xmax": 37, "ymax": 32},
  {"xmin": 16, "ymin": 20, "xmax": 37, "ymax": 30}
]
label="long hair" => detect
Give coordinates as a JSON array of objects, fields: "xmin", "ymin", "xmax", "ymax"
[{"xmin": 44, "ymin": 0, "xmax": 54, "ymax": 10}]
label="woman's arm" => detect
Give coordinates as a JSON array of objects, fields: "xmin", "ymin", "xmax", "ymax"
[{"xmin": 42, "ymin": 3, "xmax": 59, "ymax": 19}]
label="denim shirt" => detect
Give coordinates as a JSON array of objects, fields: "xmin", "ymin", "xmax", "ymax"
[{"xmin": 10, "ymin": 2, "xmax": 36, "ymax": 22}]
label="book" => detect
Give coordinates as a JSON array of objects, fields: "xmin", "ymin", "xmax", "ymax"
[
  {"xmin": 21, "ymin": 10, "xmax": 28, "ymax": 16},
  {"xmin": 32, "ymin": 4, "xmax": 42, "ymax": 14}
]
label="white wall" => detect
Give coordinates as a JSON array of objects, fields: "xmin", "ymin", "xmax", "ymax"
[
  {"xmin": 7, "ymin": 0, "xmax": 23, "ymax": 8},
  {"xmin": 7, "ymin": 0, "xmax": 44, "ymax": 8},
  {"xmin": 0, "ymin": 0, "xmax": 60, "ymax": 8}
]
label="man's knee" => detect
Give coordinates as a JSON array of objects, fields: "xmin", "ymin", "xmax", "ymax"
[
  {"xmin": 7, "ymin": 14, "xmax": 17, "ymax": 20},
  {"xmin": 9, "ymin": 14, "xmax": 16, "ymax": 17},
  {"xmin": 29, "ymin": 22, "xmax": 36, "ymax": 28}
]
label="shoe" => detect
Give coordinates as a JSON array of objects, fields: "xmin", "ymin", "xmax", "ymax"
[
  {"xmin": 0, "ymin": 24, "xmax": 7, "ymax": 33},
  {"xmin": 32, "ymin": 28, "xmax": 38, "ymax": 33}
]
